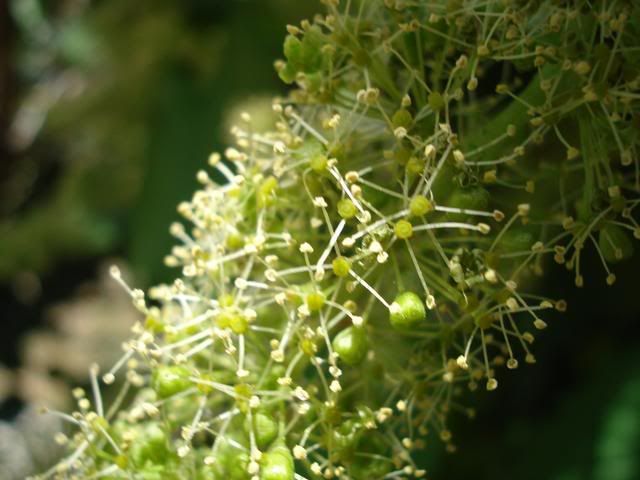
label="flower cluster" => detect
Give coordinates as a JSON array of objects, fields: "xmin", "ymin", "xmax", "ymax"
[{"xmin": 40, "ymin": 0, "xmax": 639, "ymax": 479}]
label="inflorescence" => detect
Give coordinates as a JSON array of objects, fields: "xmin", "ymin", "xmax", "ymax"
[{"xmin": 39, "ymin": 0, "xmax": 639, "ymax": 479}]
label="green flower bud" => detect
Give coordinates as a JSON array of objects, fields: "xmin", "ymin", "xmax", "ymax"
[
  {"xmin": 246, "ymin": 411, "xmax": 279, "ymax": 449},
  {"xmin": 390, "ymin": 291, "xmax": 426, "ymax": 329},
  {"xmin": 332, "ymin": 326, "xmax": 368, "ymax": 365},
  {"xmin": 151, "ymin": 365, "xmax": 192, "ymax": 399},
  {"xmin": 260, "ymin": 442, "xmax": 294, "ymax": 480}
]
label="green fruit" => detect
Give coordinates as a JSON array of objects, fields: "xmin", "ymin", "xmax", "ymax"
[
  {"xmin": 390, "ymin": 292, "xmax": 426, "ymax": 329},
  {"xmin": 332, "ymin": 326, "xmax": 368, "ymax": 366}
]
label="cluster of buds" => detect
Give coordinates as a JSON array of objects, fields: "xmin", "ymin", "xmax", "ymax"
[{"xmin": 40, "ymin": 0, "xmax": 639, "ymax": 479}]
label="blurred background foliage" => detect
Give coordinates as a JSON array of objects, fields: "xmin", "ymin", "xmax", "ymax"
[
  {"xmin": 0, "ymin": 0, "xmax": 639, "ymax": 479},
  {"xmin": 1, "ymin": 0, "xmax": 316, "ymax": 284}
]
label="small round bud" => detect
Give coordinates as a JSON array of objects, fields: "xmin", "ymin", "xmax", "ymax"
[
  {"xmin": 337, "ymin": 198, "xmax": 357, "ymax": 219},
  {"xmin": 394, "ymin": 126, "xmax": 408, "ymax": 139},
  {"xmin": 394, "ymin": 219, "xmax": 414, "ymax": 239},
  {"xmin": 409, "ymin": 195, "xmax": 434, "ymax": 217},
  {"xmin": 306, "ymin": 291, "xmax": 325, "ymax": 312},
  {"xmin": 293, "ymin": 445, "xmax": 307, "ymax": 460},
  {"xmin": 424, "ymin": 144, "xmax": 436, "ymax": 159},
  {"xmin": 567, "ymin": 147, "xmax": 580, "ymax": 160},
  {"xmin": 332, "ymin": 256, "xmax": 351, "ymax": 277}
]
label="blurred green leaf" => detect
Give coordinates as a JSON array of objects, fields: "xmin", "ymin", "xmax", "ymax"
[{"xmin": 594, "ymin": 374, "xmax": 640, "ymax": 480}]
